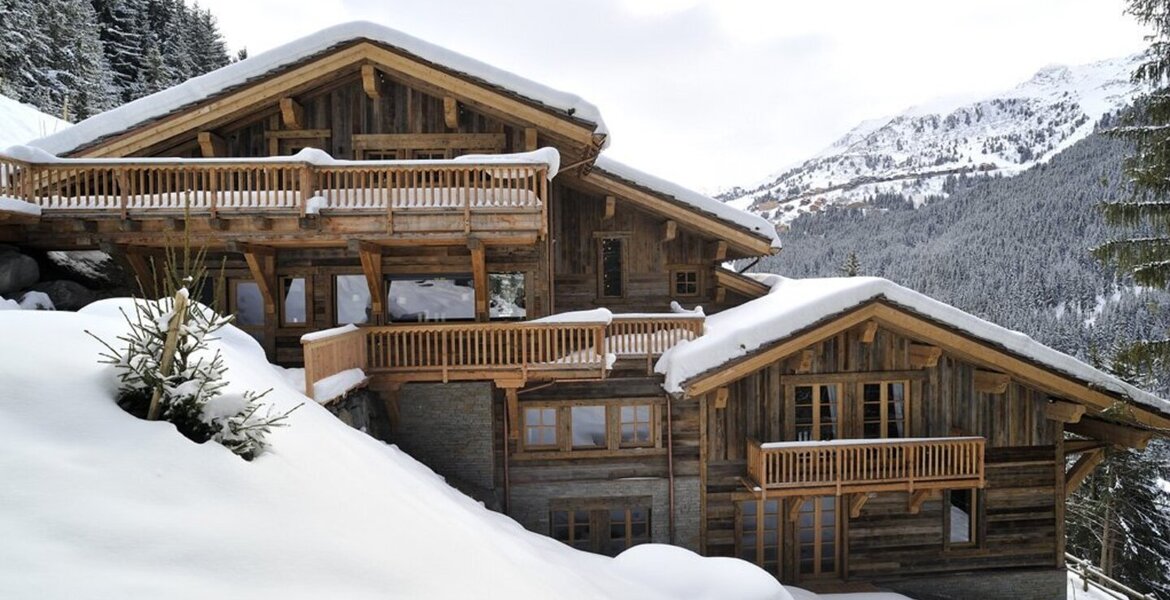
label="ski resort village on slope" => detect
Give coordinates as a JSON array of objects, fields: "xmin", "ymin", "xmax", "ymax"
[{"xmin": 0, "ymin": 17, "xmax": 1166, "ymax": 600}]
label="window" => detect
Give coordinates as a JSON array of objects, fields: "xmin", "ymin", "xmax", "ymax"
[
  {"xmin": 334, "ymin": 274, "xmax": 371, "ymax": 325},
  {"xmin": 571, "ymin": 406, "xmax": 606, "ymax": 449},
  {"xmin": 550, "ymin": 501, "xmax": 651, "ymax": 556},
  {"xmin": 599, "ymin": 237, "xmax": 625, "ymax": 298},
  {"xmin": 672, "ymin": 269, "xmax": 700, "ymax": 297},
  {"xmin": 412, "ymin": 149, "xmax": 449, "ymax": 160},
  {"xmin": 231, "ymin": 279, "xmax": 264, "ymax": 343},
  {"xmin": 281, "ymin": 277, "xmax": 308, "ymax": 327},
  {"xmin": 793, "ymin": 384, "xmax": 841, "ymax": 441},
  {"xmin": 523, "ymin": 407, "xmax": 558, "ymax": 450},
  {"xmin": 945, "ymin": 489, "xmax": 978, "ymax": 548},
  {"xmin": 620, "ymin": 405, "xmax": 652, "ymax": 447},
  {"xmin": 519, "ymin": 400, "xmax": 660, "ymax": 455},
  {"xmin": 359, "ymin": 149, "xmax": 398, "ymax": 160},
  {"xmin": 861, "ymin": 381, "xmax": 908, "ymax": 438},
  {"xmin": 737, "ymin": 499, "xmax": 781, "ymax": 575},
  {"xmin": 797, "ymin": 496, "xmax": 838, "ymax": 577},
  {"xmin": 489, "ymin": 272, "xmax": 526, "ymax": 320},
  {"xmin": 387, "ymin": 276, "xmax": 475, "ymax": 322}
]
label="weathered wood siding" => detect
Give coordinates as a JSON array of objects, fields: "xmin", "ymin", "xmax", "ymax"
[{"xmin": 700, "ymin": 324, "xmax": 1062, "ymax": 582}]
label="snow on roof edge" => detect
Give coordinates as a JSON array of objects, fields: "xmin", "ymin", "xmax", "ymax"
[
  {"xmin": 593, "ymin": 156, "xmax": 781, "ymax": 252},
  {"xmin": 657, "ymin": 276, "xmax": 1170, "ymax": 419},
  {"xmin": 30, "ymin": 21, "xmax": 608, "ymax": 157}
]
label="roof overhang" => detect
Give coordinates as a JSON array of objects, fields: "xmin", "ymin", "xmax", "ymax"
[
  {"xmin": 44, "ymin": 39, "xmax": 605, "ymax": 159},
  {"xmin": 681, "ymin": 299, "xmax": 1170, "ymax": 432}
]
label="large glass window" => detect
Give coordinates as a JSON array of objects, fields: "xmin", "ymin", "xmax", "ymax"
[
  {"xmin": 334, "ymin": 275, "xmax": 371, "ymax": 325},
  {"xmin": 489, "ymin": 272, "xmax": 526, "ymax": 320},
  {"xmin": 599, "ymin": 238, "xmax": 625, "ymax": 298},
  {"xmin": 861, "ymin": 381, "xmax": 907, "ymax": 438},
  {"xmin": 388, "ymin": 276, "xmax": 475, "ymax": 322},
  {"xmin": 232, "ymin": 280, "xmax": 264, "ymax": 327},
  {"xmin": 281, "ymin": 277, "xmax": 307, "ymax": 326},
  {"xmin": 571, "ymin": 406, "xmax": 607, "ymax": 449}
]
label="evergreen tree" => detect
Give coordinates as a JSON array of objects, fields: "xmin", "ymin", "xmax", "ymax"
[
  {"xmin": 92, "ymin": 0, "xmax": 145, "ymax": 103},
  {"xmin": 1095, "ymin": 0, "xmax": 1170, "ymax": 371},
  {"xmin": 840, "ymin": 251, "xmax": 862, "ymax": 277}
]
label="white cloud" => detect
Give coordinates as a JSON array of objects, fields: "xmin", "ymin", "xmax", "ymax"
[{"xmin": 194, "ymin": 0, "xmax": 1149, "ymax": 191}]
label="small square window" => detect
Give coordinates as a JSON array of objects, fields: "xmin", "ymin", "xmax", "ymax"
[
  {"xmin": 619, "ymin": 405, "xmax": 653, "ymax": 447},
  {"xmin": 571, "ymin": 406, "xmax": 606, "ymax": 449},
  {"xmin": 672, "ymin": 269, "xmax": 699, "ymax": 297},
  {"xmin": 524, "ymin": 407, "xmax": 558, "ymax": 449}
]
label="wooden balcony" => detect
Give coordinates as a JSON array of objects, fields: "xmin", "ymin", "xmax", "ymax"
[
  {"xmin": 0, "ymin": 152, "xmax": 548, "ymax": 241},
  {"xmin": 745, "ymin": 437, "xmax": 985, "ymax": 498},
  {"xmin": 300, "ymin": 314, "xmax": 703, "ymax": 400}
]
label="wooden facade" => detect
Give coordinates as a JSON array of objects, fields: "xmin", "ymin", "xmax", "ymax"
[{"xmin": 3, "ymin": 26, "xmax": 1165, "ymax": 598}]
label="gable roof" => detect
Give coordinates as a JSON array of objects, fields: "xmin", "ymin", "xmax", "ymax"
[
  {"xmin": 588, "ymin": 156, "xmax": 781, "ymax": 253},
  {"xmin": 27, "ymin": 21, "xmax": 608, "ymax": 157},
  {"xmin": 657, "ymin": 276, "xmax": 1170, "ymax": 428}
]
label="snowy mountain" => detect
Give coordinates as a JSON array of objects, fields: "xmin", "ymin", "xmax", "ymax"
[
  {"xmin": 726, "ymin": 55, "xmax": 1143, "ymax": 224},
  {"xmin": 0, "ymin": 93, "xmax": 68, "ymax": 148}
]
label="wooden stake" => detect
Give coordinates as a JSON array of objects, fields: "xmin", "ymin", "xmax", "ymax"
[{"xmin": 147, "ymin": 290, "xmax": 189, "ymax": 421}]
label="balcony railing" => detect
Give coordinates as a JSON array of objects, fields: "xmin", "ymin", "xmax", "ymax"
[
  {"xmin": 0, "ymin": 152, "xmax": 548, "ymax": 235},
  {"xmin": 746, "ymin": 437, "xmax": 985, "ymax": 497},
  {"xmin": 300, "ymin": 314, "xmax": 704, "ymax": 400}
]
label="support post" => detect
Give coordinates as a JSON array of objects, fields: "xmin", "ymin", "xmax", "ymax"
[
  {"xmin": 362, "ymin": 64, "xmax": 381, "ymax": 100},
  {"xmin": 1066, "ymin": 448, "xmax": 1105, "ymax": 498},
  {"xmin": 197, "ymin": 131, "xmax": 226, "ymax": 158},
  {"xmin": 469, "ymin": 238, "xmax": 488, "ymax": 322},
  {"xmin": 280, "ymin": 97, "xmax": 305, "ymax": 130},
  {"xmin": 443, "ymin": 97, "xmax": 459, "ymax": 130},
  {"xmin": 354, "ymin": 241, "xmax": 385, "ymax": 324}
]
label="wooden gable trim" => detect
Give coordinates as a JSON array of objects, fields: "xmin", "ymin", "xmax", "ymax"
[
  {"xmin": 68, "ymin": 40, "xmax": 601, "ymax": 159},
  {"xmin": 578, "ymin": 170, "xmax": 775, "ymax": 258},
  {"xmin": 682, "ymin": 299, "xmax": 1170, "ymax": 431}
]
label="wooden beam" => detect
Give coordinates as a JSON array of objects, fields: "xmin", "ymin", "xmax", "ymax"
[
  {"xmin": 1064, "ymin": 439, "xmax": 1109, "ymax": 455},
  {"xmin": 1045, "ymin": 400, "xmax": 1086, "ymax": 424},
  {"xmin": 974, "ymin": 370, "xmax": 1010, "ymax": 394},
  {"xmin": 524, "ymin": 127, "xmax": 538, "ymax": 151},
  {"xmin": 909, "ymin": 343, "xmax": 942, "ymax": 369},
  {"xmin": 354, "ymin": 241, "xmax": 385, "ymax": 324},
  {"xmin": 860, "ymin": 320, "xmax": 879, "ymax": 344},
  {"xmin": 1068, "ymin": 418, "xmax": 1153, "ymax": 450},
  {"xmin": 711, "ymin": 241, "xmax": 728, "ymax": 262},
  {"xmin": 713, "ymin": 268, "xmax": 771, "ymax": 299},
  {"xmin": 443, "ymin": 96, "xmax": 459, "ymax": 130},
  {"xmin": 361, "ymin": 64, "xmax": 381, "ymax": 100},
  {"xmin": 263, "ymin": 129, "xmax": 331, "ymax": 140},
  {"xmin": 197, "ymin": 131, "xmax": 225, "ymax": 158},
  {"xmin": 908, "ymin": 489, "xmax": 933, "ymax": 515},
  {"xmin": 714, "ymin": 387, "xmax": 729, "ymax": 409},
  {"xmin": 662, "ymin": 220, "xmax": 677, "ymax": 243},
  {"xmin": 505, "ymin": 387, "xmax": 520, "ymax": 440},
  {"xmin": 603, "ymin": 195, "xmax": 616, "ymax": 221},
  {"xmin": 241, "ymin": 245, "xmax": 277, "ymax": 318},
  {"xmin": 714, "ymin": 286, "xmax": 726, "ymax": 304},
  {"xmin": 1065, "ymin": 449, "xmax": 1105, "ymax": 498},
  {"xmin": 469, "ymin": 238, "xmax": 488, "ymax": 322},
  {"xmin": 787, "ymin": 497, "xmax": 808, "ymax": 523},
  {"xmin": 279, "ymin": 97, "xmax": 304, "ymax": 130},
  {"xmin": 849, "ymin": 493, "xmax": 870, "ymax": 518}
]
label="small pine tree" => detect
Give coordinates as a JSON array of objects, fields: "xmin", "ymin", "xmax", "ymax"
[
  {"xmin": 89, "ymin": 229, "xmax": 295, "ymax": 460},
  {"xmin": 840, "ymin": 251, "xmax": 862, "ymax": 277}
]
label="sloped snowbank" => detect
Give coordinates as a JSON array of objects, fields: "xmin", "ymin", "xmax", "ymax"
[
  {"xmin": 0, "ymin": 93, "xmax": 68, "ymax": 148},
  {"xmin": 0, "ymin": 306, "xmax": 666, "ymax": 600}
]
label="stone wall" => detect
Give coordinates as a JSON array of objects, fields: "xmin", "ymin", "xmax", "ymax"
[{"xmin": 390, "ymin": 382, "xmax": 496, "ymax": 501}]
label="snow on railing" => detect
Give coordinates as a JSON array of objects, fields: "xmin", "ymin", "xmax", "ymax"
[
  {"xmin": 1066, "ymin": 553, "xmax": 1155, "ymax": 600},
  {"xmin": 606, "ymin": 314, "xmax": 704, "ymax": 373}
]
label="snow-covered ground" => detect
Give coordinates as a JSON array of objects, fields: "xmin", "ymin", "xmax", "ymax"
[{"xmin": 0, "ymin": 302, "xmax": 794, "ymax": 600}]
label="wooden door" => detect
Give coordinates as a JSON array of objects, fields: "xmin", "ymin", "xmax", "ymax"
[{"xmin": 796, "ymin": 496, "xmax": 839, "ymax": 579}]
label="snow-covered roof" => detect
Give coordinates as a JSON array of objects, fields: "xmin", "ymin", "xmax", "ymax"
[
  {"xmin": 656, "ymin": 276, "xmax": 1170, "ymax": 418},
  {"xmin": 593, "ymin": 156, "xmax": 781, "ymax": 251},
  {"xmin": 29, "ymin": 21, "xmax": 608, "ymax": 157},
  {"xmin": 0, "ymin": 93, "xmax": 69, "ymax": 148}
]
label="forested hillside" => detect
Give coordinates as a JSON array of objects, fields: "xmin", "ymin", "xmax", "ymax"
[
  {"xmin": 754, "ymin": 132, "xmax": 1170, "ymax": 391},
  {"xmin": 0, "ymin": 0, "xmax": 230, "ymax": 122}
]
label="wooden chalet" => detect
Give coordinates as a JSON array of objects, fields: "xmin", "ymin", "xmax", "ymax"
[{"xmin": 2, "ymin": 21, "xmax": 1166, "ymax": 600}]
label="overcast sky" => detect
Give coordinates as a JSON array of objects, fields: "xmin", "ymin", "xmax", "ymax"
[{"xmin": 197, "ymin": 0, "xmax": 1149, "ymax": 192}]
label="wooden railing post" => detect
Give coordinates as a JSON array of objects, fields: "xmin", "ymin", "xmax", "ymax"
[
  {"xmin": 208, "ymin": 169, "xmax": 219, "ymax": 219},
  {"xmin": 299, "ymin": 164, "xmax": 315, "ymax": 218}
]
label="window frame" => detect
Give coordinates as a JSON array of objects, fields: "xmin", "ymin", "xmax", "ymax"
[
  {"xmin": 735, "ymin": 497, "xmax": 782, "ymax": 577},
  {"xmin": 858, "ymin": 379, "xmax": 910, "ymax": 439},
  {"xmin": 386, "ymin": 274, "xmax": 476, "ymax": 323},
  {"xmin": 549, "ymin": 496, "xmax": 652, "ymax": 556},
  {"xmin": 521, "ymin": 406, "xmax": 559, "ymax": 451},
  {"xmin": 596, "ymin": 235, "xmax": 628, "ymax": 299},
  {"xmin": 670, "ymin": 267, "xmax": 701, "ymax": 298},
  {"xmin": 788, "ymin": 382, "xmax": 843, "ymax": 442},
  {"xmin": 229, "ymin": 278, "xmax": 265, "ymax": 329},
  {"xmin": 943, "ymin": 488, "xmax": 982, "ymax": 551},
  {"xmin": 279, "ymin": 275, "xmax": 311, "ymax": 328},
  {"xmin": 488, "ymin": 271, "xmax": 528, "ymax": 321},
  {"xmin": 333, "ymin": 273, "xmax": 373, "ymax": 326},
  {"xmin": 516, "ymin": 398, "xmax": 664, "ymax": 459}
]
